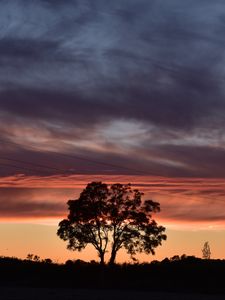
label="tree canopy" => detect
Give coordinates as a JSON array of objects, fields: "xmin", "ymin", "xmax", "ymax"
[{"xmin": 57, "ymin": 182, "xmax": 166, "ymax": 265}]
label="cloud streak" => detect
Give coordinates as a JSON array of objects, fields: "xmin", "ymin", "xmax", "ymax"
[{"xmin": 0, "ymin": 175, "xmax": 225, "ymax": 227}]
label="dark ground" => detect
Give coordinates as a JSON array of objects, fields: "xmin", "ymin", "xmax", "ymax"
[
  {"xmin": 1, "ymin": 287, "xmax": 225, "ymax": 300},
  {"xmin": 1, "ymin": 256, "xmax": 225, "ymax": 298}
]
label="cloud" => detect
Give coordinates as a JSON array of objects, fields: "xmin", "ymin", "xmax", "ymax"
[
  {"xmin": 0, "ymin": 187, "xmax": 69, "ymax": 218},
  {"xmin": 0, "ymin": 0, "xmax": 225, "ymax": 130},
  {"xmin": 0, "ymin": 115, "xmax": 225, "ymax": 178},
  {"xmin": 0, "ymin": 38, "xmax": 59, "ymax": 60},
  {"xmin": 0, "ymin": 175, "xmax": 225, "ymax": 225},
  {"xmin": 137, "ymin": 143, "xmax": 225, "ymax": 178}
]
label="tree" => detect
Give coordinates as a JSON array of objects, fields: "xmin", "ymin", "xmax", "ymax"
[
  {"xmin": 57, "ymin": 182, "xmax": 167, "ymax": 265},
  {"xmin": 26, "ymin": 254, "xmax": 34, "ymax": 261},
  {"xmin": 202, "ymin": 241, "xmax": 211, "ymax": 259}
]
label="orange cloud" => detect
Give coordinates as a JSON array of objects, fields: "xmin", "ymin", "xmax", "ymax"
[{"xmin": 0, "ymin": 174, "xmax": 225, "ymax": 228}]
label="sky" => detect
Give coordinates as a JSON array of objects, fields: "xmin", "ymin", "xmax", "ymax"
[{"xmin": 0, "ymin": 0, "xmax": 225, "ymax": 263}]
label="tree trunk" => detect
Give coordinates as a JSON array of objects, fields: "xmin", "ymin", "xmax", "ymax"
[
  {"xmin": 99, "ymin": 252, "xmax": 105, "ymax": 265},
  {"xmin": 109, "ymin": 249, "xmax": 117, "ymax": 265}
]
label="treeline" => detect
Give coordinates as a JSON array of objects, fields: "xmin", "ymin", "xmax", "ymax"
[{"xmin": 0, "ymin": 255, "xmax": 225, "ymax": 293}]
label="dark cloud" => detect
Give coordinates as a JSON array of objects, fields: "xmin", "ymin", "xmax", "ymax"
[
  {"xmin": 0, "ymin": 137, "xmax": 190, "ymax": 177},
  {"xmin": 137, "ymin": 144, "xmax": 225, "ymax": 178},
  {"xmin": 0, "ymin": 0, "xmax": 225, "ymax": 180},
  {"xmin": 0, "ymin": 0, "xmax": 225, "ymax": 125},
  {"xmin": 0, "ymin": 38, "xmax": 59, "ymax": 60},
  {"xmin": 0, "ymin": 85, "xmax": 224, "ymax": 131}
]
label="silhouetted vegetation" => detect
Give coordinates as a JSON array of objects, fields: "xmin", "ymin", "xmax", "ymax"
[
  {"xmin": 0, "ymin": 255, "xmax": 225, "ymax": 294},
  {"xmin": 202, "ymin": 241, "xmax": 211, "ymax": 259},
  {"xmin": 58, "ymin": 182, "xmax": 166, "ymax": 265}
]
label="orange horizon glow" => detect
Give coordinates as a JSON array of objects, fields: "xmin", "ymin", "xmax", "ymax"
[{"xmin": 1, "ymin": 222, "xmax": 225, "ymax": 264}]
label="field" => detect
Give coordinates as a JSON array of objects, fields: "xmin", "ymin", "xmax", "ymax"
[
  {"xmin": 1, "ymin": 256, "xmax": 225, "ymax": 299},
  {"xmin": 1, "ymin": 287, "xmax": 225, "ymax": 300}
]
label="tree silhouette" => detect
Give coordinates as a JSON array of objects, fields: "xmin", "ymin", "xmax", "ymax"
[
  {"xmin": 57, "ymin": 182, "xmax": 166, "ymax": 265},
  {"xmin": 202, "ymin": 241, "xmax": 211, "ymax": 259}
]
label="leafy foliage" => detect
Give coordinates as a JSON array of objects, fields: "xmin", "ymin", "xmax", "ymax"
[{"xmin": 57, "ymin": 182, "xmax": 166, "ymax": 264}]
